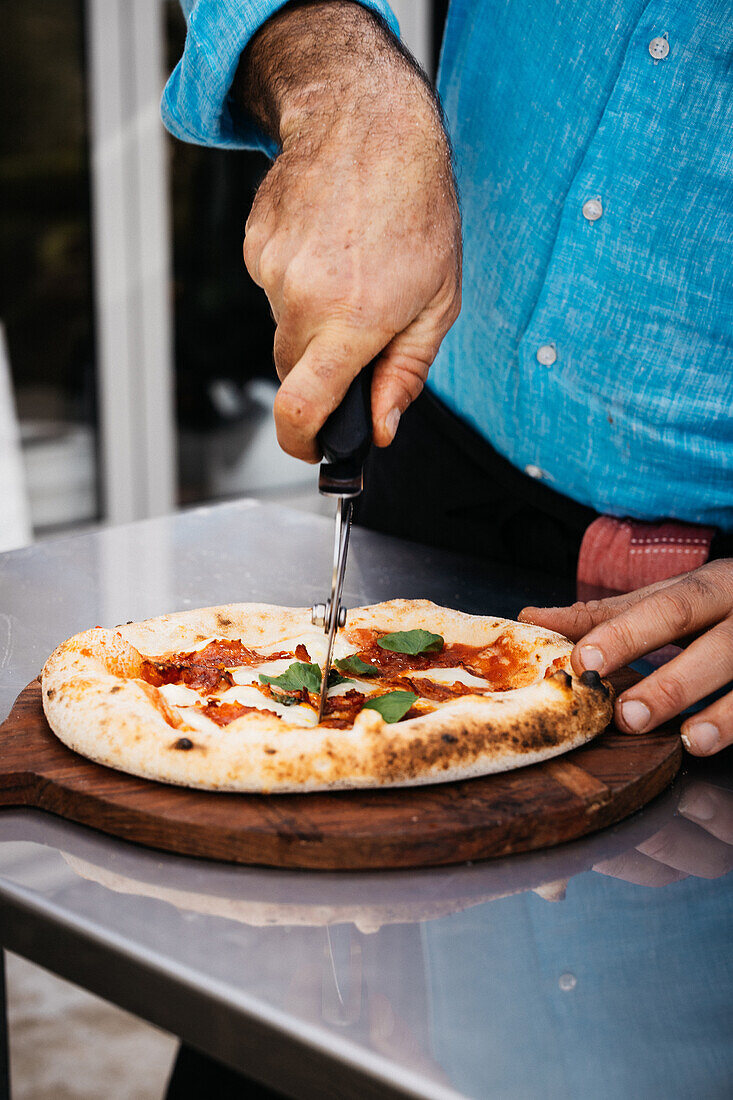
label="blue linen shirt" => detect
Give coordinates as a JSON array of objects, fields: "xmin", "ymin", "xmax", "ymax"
[{"xmin": 163, "ymin": 0, "xmax": 733, "ymax": 529}]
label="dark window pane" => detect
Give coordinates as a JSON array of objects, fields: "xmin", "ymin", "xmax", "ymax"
[{"xmin": 0, "ymin": 0, "xmax": 99, "ymax": 534}]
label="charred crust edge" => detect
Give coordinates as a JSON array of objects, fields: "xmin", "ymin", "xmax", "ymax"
[
  {"xmin": 579, "ymin": 669, "xmax": 610, "ymax": 696},
  {"xmin": 173, "ymin": 737, "xmax": 194, "ymax": 751}
]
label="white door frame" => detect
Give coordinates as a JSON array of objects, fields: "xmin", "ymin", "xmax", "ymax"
[
  {"xmin": 86, "ymin": 0, "xmax": 175, "ymax": 523},
  {"xmin": 391, "ymin": 0, "xmax": 433, "ymax": 73}
]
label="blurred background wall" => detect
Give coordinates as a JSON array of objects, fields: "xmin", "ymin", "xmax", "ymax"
[{"xmin": 0, "ymin": 0, "xmax": 446, "ymax": 550}]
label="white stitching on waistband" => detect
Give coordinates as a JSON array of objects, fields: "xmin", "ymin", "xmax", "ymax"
[{"xmin": 625, "ymin": 545, "xmax": 704, "ymax": 554}]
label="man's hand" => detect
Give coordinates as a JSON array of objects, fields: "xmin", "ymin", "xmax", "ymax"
[
  {"xmin": 519, "ymin": 559, "xmax": 733, "ymax": 755},
  {"xmin": 235, "ymin": 1, "xmax": 461, "ymax": 461}
]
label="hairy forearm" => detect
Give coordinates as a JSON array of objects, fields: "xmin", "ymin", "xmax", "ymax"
[
  {"xmin": 234, "ymin": 1, "xmax": 441, "ymax": 145},
  {"xmin": 235, "ymin": 1, "xmax": 462, "ymax": 462}
]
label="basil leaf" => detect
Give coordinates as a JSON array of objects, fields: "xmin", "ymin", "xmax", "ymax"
[
  {"xmin": 270, "ymin": 689, "xmax": 302, "ymax": 707},
  {"xmin": 362, "ymin": 690, "xmax": 418, "ymax": 723},
  {"xmin": 260, "ymin": 661, "xmax": 322, "ymax": 693},
  {"xmin": 328, "ymin": 667, "xmax": 351, "ymax": 687},
  {"xmin": 377, "ymin": 630, "xmax": 444, "ymax": 655},
  {"xmin": 335, "ymin": 654, "xmax": 380, "ymax": 677}
]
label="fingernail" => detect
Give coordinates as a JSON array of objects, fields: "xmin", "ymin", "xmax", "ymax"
[
  {"xmin": 678, "ymin": 789, "xmax": 716, "ymax": 821},
  {"xmin": 681, "ymin": 721, "xmax": 720, "ymax": 756},
  {"xmin": 619, "ymin": 699, "xmax": 651, "ymax": 732},
  {"xmin": 579, "ymin": 645, "xmax": 604, "ymax": 672},
  {"xmin": 384, "ymin": 407, "xmax": 401, "ymax": 443}
]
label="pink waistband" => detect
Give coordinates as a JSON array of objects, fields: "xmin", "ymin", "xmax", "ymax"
[{"xmin": 577, "ymin": 516, "xmax": 715, "ymax": 594}]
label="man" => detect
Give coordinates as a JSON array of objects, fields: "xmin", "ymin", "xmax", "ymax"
[{"xmin": 163, "ymin": 0, "xmax": 733, "ymax": 761}]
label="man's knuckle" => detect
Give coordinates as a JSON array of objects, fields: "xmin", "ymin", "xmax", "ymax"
[
  {"xmin": 706, "ymin": 559, "xmax": 733, "ymax": 602},
  {"xmin": 281, "ymin": 254, "xmax": 314, "ymax": 299},
  {"xmin": 446, "ymin": 293, "xmax": 462, "ymax": 327},
  {"xmin": 567, "ymin": 601, "xmax": 597, "ymax": 635},
  {"xmin": 604, "ymin": 616, "xmax": 637, "ymax": 654},
  {"xmin": 254, "ymin": 241, "xmax": 282, "ymax": 290},
  {"xmin": 652, "ymin": 674, "xmax": 688, "ymax": 714},
  {"xmin": 687, "ymin": 572, "xmax": 717, "ymax": 602},
  {"xmin": 242, "ymin": 235, "xmax": 259, "ymax": 279},
  {"xmin": 659, "ymin": 589, "xmax": 698, "ymax": 635},
  {"xmin": 716, "ymin": 616, "xmax": 733, "ymax": 658},
  {"xmin": 390, "ymin": 372, "xmax": 425, "ymax": 408}
]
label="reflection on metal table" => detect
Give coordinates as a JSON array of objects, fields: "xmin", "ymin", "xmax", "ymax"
[{"xmin": 0, "ymin": 502, "xmax": 731, "ymax": 1099}]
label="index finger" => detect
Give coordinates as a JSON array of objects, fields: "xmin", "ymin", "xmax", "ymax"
[
  {"xmin": 519, "ymin": 572, "xmax": 689, "ymax": 640},
  {"xmin": 569, "ymin": 571, "xmax": 732, "ymax": 677},
  {"xmin": 273, "ymin": 324, "xmax": 387, "ymax": 461}
]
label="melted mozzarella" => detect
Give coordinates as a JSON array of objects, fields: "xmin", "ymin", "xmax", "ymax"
[
  {"xmin": 176, "ymin": 708, "xmax": 221, "ymax": 734},
  {"xmin": 227, "ymin": 636, "xmax": 369, "ymax": 687},
  {"xmin": 254, "ymin": 632, "xmax": 324, "ymax": 660},
  {"xmin": 158, "ymin": 683, "xmax": 201, "ymax": 707},
  {"xmin": 229, "ymin": 658, "xmax": 295, "ymax": 686},
  {"xmin": 327, "ymin": 679, "xmax": 375, "ymax": 698},
  {"xmin": 410, "ymin": 667, "xmax": 490, "ymax": 689},
  {"xmin": 187, "ymin": 635, "xmax": 218, "ymax": 652},
  {"xmin": 218, "ymin": 684, "xmax": 317, "ymax": 727},
  {"xmin": 253, "ymin": 633, "xmax": 363, "ymax": 666}
]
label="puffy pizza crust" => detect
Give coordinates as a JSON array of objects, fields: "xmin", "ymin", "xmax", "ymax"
[{"xmin": 41, "ymin": 600, "xmax": 613, "ymax": 793}]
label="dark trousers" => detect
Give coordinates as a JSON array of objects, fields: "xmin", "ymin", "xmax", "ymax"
[
  {"xmin": 357, "ymin": 389, "xmax": 733, "ymax": 571},
  {"xmin": 356, "ymin": 389, "xmax": 596, "ymax": 577}
]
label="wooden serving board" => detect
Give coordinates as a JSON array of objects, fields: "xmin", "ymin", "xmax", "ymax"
[{"xmin": 0, "ymin": 672, "xmax": 681, "ymax": 870}]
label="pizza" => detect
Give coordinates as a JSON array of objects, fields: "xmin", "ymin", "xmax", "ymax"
[{"xmin": 41, "ymin": 599, "xmax": 613, "ymax": 793}]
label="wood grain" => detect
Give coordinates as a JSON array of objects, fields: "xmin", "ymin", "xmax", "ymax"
[{"xmin": 0, "ymin": 673, "xmax": 682, "ymax": 870}]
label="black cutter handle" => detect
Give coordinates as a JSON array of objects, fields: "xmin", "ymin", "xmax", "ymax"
[{"xmin": 317, "ymin": 360, "xmax": 376, "ymax": 486}]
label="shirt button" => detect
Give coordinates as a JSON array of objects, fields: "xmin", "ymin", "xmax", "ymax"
[
  {"xmin": 582, "ymin": 197, "xmax": 603, "ymax": 222},
  {"xmin": 525, "ymin": 464, "xmax": 545, "ymax": 480},
  {"xmin": 536, "ymin": 343, "xmax": 557, "ymax": 366},
  {"xmin": 648, "ymin": 36, "xmax": 669, "ymax": 60}
]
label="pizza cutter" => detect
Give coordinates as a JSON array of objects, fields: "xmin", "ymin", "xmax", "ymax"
[{"xmin": 311, "ymin": 362, "xmax": 376, "ymax": 722}]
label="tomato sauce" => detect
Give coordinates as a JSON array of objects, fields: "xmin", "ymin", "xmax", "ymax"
[
  {"xmin": 199, "ymin": 700, "xmax": 280, "ymax": 726},
  {"xmin": 394, "ymin": 676, "xmax": 479, "ymax": 702},
  {"xmin": 320, "ymin": 689, "xmax": 367, "ymax": 729},
  {"xmin": 351, "ymin": 632, "xmax": 528, "ymax": 691},
  {"xmin": 140, "ymin": 640, "xmax": 294, "ymax": 693}
]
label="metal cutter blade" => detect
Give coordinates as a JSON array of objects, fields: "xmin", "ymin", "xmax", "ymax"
[
  {"xmin": 313, "ymin": 493, "xmax": 354, "ymax": 722},
  {"xmin": 311, "ymin": 359, "xmax": 375, "ymax": 722}
]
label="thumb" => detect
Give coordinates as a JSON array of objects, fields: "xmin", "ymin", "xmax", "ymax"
[
  {"xmin": 370, "ymin": 316, "xmax": 448, "ymax": 447},
  {"xmin": 370, "ymin": 346, "xmax": 431, "ymax": 447},
  {"xmin": 370, "ymin": 281, "xmax": 461, "ymax": 446}
]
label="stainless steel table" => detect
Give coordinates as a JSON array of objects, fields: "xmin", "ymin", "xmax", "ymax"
[{"xmin": 1, "ymin": 502, "xmax": 731, "ymax": 1099}]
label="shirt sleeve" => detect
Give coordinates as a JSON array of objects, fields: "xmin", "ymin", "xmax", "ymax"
[{"xmin": 162, "ymin": 0, "xmax": 401, "ymax": 156}]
